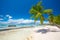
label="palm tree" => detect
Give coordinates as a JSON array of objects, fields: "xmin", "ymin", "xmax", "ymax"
[
  {"xmin": 29, "ymin": 1, "xmax": 52, "ymax": 24},
  {"xmin": 54, "ymin": 15, "xmax": 60, "ymax": 25},
  {"xmin": 43, "ymin": 9, "xmax": 54, "ymax": 24},
  {"xmin": 30, "ymin": 1, "xmax": 44, "ymax": 24},
  {"xmin": 48, "ymin": 14, "xmax": 54, "ymax": 24}
]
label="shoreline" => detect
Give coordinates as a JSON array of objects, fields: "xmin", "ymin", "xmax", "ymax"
[
  {"xmin": 0, "ymin": 24, "xmax": 60, "ymax": 31},
  {"xmin": 0, "ymin": 27, "xmax": 33, "ymax": 31},
  {"xmin": 0, "ymin": 25, "xmax": 60, "ymax": 40}
]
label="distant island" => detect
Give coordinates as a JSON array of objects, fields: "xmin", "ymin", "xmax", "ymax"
[{"xmin": 8, "ymin": 25, "xmax": 16, "ymax": 27}]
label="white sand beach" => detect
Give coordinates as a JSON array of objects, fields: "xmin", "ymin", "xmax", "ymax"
[
  {"xmin": 0, "ymin": 25, "xmax": 60, "ymax": 40},
  {"xmin": 0, "ymin": 28, "xmax": 33, "ymax": 40},
  {"xmin": 29, "ymin": 25, "xmax": 60, "ymax": 40}
]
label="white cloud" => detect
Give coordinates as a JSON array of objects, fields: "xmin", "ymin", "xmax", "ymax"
[
  {"xmin": 6, "ymin": 15, "xmax": 12, "ymax": 19},
  {"xmin": 0, "ymin": 15, "xmax": 4, "ymax": 20},
  {"xmin": 7, "ymin": 18, "xmax": 34, "ymax": 24},
  {"xmin": 0, "ymin": 18, "xmax": 3, "ymax": 20},
  {"xmin": 9, "ymin": 16, "xmax": 12, "ymax": 19},
  {"xmin": 0, "ymin": 18, "xmax": 49, "ymax": 24},
  {"xmin": 0, "ymin": 21, "xmax": 9, "ymax": 24}
]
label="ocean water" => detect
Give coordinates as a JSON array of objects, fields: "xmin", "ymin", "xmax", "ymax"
[{"xmin": 0, "ymin": 23, "xmax": 40, "ymax": 29}]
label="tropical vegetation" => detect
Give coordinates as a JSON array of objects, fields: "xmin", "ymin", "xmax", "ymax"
[
  {"xmin": 29, "ymin": 1, "xmax": 60, "ymax": 25},
  {"xmin": 53, "ymin": 15, "xmax": 60, "ymax": 25}
]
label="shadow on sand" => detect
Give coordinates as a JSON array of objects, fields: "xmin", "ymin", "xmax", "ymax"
[{"xmin": 35, "ymin": 29, "xmax": 60, "ymax": 34}]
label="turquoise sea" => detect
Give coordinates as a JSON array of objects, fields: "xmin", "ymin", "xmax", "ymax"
[{"xmin": 0, "ymin": 23, "xmax": 40, "ymax": 29}]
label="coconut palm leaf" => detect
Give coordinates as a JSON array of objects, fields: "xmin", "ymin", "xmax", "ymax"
[{"xmin": 43, "ymin": 9, "xmax": 53, "ymax": 14}]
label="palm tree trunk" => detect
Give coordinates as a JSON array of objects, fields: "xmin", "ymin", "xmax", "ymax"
[
  {"xmin": 40, "ymin": 16, "xmax": 43, "ymax": 25},
  {"xmin": 40, "ymin": 20, "xmax": 43, "ymax": 24}
]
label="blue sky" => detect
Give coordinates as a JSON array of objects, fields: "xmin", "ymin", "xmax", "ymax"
[{"xmin": 0, "ymin": 0, "xmax": 60, "ymax": 25}]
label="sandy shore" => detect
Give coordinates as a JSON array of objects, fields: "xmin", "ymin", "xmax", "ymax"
[
  {"xmin": 0, "ymin": 25, "xmax": 60, "ymax": 40},
  {"xmin": 29, "ymin": 25, "xmax": 60, "ymax": 40},
  {"xmin": 0, "ymin": 28, "xmax": 33, "ymax": 40}
]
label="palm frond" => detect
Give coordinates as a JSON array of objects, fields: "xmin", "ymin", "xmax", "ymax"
[{"xmin": 43, "ymin": 9, "xmax": 53, "ymax": 14}]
